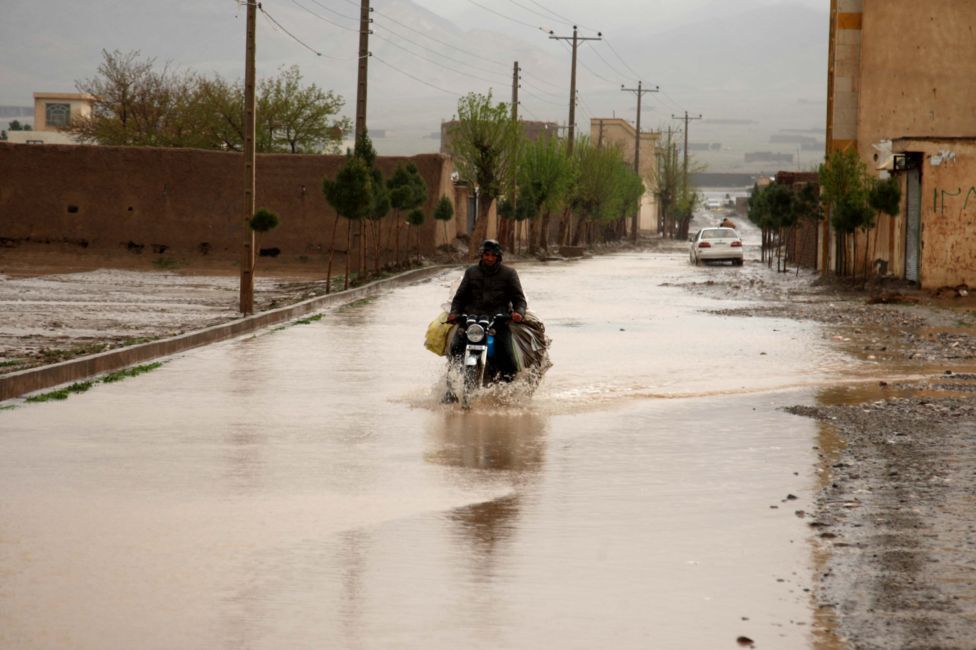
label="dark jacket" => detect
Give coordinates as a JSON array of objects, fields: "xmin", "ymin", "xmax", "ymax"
[{"xmin": 450, "ymin": 261, "xmax": 527, "ymax": 317}]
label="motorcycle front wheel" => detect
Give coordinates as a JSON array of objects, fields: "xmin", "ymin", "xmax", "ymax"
[{"xmin": 461, "ymin": 363, "xmax": 483, "ymax": 409}]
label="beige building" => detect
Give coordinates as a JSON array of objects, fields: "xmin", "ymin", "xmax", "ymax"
[
  {"xmin": 5, "ymin": 92, "xmax": 94, "ymax": 145},
  {"xmin": 824, "ymin": 0, "xmax": 976, "ymax": 287},
  {"xmin": 589, "ymin": 117, "xmax": 660, "ymax": 233}
]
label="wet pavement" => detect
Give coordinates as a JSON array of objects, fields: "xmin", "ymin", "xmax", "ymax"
[{"xmin": 0, "ymin": 243, "xmax": 908, "ymax": 649}]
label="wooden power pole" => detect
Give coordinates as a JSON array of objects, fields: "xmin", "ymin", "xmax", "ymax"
[
  {"xmin": 622, "ymin": 81, "xmax": 659, "ymax": 243},
  {"xmin": 355, "ymin": 0, "xmax": 371, "ymax": 139},
  {"xmin": 549, "ymin": 26, "xmax": 601, "ymax": 154},
  {"xmin": 672, "ymin": 110, "xmax": 702, "ymax": 191},
  {"xmin": 240, "ymin": 0, "xmax": 257, "ymax": 315}
]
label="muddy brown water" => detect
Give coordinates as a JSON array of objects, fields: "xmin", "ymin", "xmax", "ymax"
[{"xmin": 0, "ymin": 248, "xmax": 931, "ymax": 649}]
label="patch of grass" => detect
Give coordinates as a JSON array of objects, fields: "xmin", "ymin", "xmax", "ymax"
[
  {"xmin": 152, "ymin": 257, "xmax": 179, "ymax": 270},
  {"xmin": 101, "ymin": 362, "xmax": 162, "ymax": 383},
  {"xmin": 19, "ymin": 363, "xmax": 164, "ymax": 406},
  {"xmin": 1, "ymin": 404, "xmax": 16, "ymax": 411},
  {"xmin": 0, "ymin": 359, "xmax": 23, "ymax": 368},
  {"xmin": 294, "ymin": 314, "xmax": 323, "ymax": 325},
  {"xmin": 120, "ymin": 336, "xmax": 159, "ymax": 347},
  {"xmin": 26, "ymin": 381, "xmax": 93, "ymax": 403},
  {"xmin": 40, "ymin": 343, "xmax": 109, "ymax": 363}
]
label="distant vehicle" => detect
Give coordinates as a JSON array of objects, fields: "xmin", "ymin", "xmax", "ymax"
[
  {"xmin": 689, "ymin": 227, "xmax": 744, "ymax": 266},
  {"xmin": 704, "ymin": 198, "xmax": 723, "ymax": 210}
]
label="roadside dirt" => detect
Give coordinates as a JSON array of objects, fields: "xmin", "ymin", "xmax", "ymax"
[
  {"xmin": 667, "ymin": 251, "xmax": 976, "ymax": 649},
  {"xmin": 4, "ymin": 239, "xmax": 976, "ymax": 649},
  {"xmin": 0, "ymin": 246, "xmax": 466, "ymax": 372}
]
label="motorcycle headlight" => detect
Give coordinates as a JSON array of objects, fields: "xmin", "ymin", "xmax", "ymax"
[{"xmin": 465, "ymin": 323, "xmax": 486, "ymax": 343}]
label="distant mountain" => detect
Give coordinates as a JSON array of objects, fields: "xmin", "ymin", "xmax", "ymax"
[{"xmin": 0, "ymin": 0, "xmax": 828, "ymax": 169}]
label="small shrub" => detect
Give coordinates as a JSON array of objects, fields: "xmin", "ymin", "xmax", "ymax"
[{"xmin": 250, "ymin": 208, "xmax": 280, "ymax": 233}]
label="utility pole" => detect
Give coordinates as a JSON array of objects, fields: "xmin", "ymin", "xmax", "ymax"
[
  {"xmin": 355, "ymin": 0, "xmax": 372, "ymax": 140},
  {"xmin": 510, "ymin": 61, "xmax": 520, "ymax": 251},
  {"xmin": 353, "ymin": 0, "xmax": 372, "ymax": 278},
  {"xmin": 511, "ymin": 61, "xmax": 520, "ymax": 122},
  {"xmin": 622, "ymin": 81, "xmax": 659, "ymax": 242},
  {"xmin": 672, "ymin": 110, "xmax": 702, "ymax": 191},
  {"xmin": 659, "ymin": 125, "xmax": 681, "ymax": 237},
  {"xmin": 239, "ymin": 0, "xmax": 257, "ymax": 315},
  {"xmin": 549, "ymin": 26, "xmax": 601, "ymax": 154}
]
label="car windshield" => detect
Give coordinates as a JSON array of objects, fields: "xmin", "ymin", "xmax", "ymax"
[{"xmin": 701, "ymin": 228, "xmax": 737, "ymax": 239}]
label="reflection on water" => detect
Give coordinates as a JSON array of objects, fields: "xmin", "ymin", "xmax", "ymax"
[
  {"xmin": 1, "ymin": 252, "xmax": 898, "ymax": 649},
  {"xmin": 427, "ymin": 410, "xmax": 548, "ymax": 576},
  {"xmin": 425, "ymin": 410, "xmax": 547, "ymax": 473}
]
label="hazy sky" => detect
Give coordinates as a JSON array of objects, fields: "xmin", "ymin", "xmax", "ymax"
[{"xmin": 1, "ymin": 0, "xmax": 830, "ymax": 165}]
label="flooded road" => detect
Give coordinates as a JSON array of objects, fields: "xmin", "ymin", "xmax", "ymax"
[{"xmin": 0, "ymin": 248, "xmax": 877, "ymax": 648}]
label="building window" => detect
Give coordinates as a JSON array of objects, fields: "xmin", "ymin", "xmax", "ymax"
[{"xmin": 46, "ymin": 103, "xmax": 71, "ymax": 127}]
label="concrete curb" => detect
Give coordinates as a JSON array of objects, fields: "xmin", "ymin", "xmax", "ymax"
[{"xmin": 1, "ymin": 266, "xmax": 451, "ymax": 402}]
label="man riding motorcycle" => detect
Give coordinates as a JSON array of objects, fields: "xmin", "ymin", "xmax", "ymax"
[{"xmin": 447, "ymin": 239, "xmax": 526, "ymax": 382}]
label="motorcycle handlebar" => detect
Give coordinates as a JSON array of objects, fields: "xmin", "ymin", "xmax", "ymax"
[{"xmin": 458, "ymin": 313, "xmax": 510, "ymax": 325}]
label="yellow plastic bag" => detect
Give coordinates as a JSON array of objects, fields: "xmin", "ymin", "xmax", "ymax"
[{"xmin": 424, "ymin": 311, "xmax": 455, "ymax": 356}]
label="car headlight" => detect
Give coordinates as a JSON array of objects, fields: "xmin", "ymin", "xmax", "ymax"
[{"xmin": 465, "ymin": 323, "xmax": 486, "ymax": 343}]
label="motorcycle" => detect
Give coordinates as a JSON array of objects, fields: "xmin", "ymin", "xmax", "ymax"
[{"xmin": 448, "ymin": 313, "xmax": 510, "ymax": 408}]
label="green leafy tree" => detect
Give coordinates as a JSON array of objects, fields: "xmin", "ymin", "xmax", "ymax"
[
  {"xmin": 322, "ymin": 156, "xmax": 372, "ymax": 292},
  {"xmin": 447, "ymin": 91, "xmax": 521, "ymax": 256},
  {"xmin": 406, "ymin": 208, "xmax": 425, "ymax": 263},
  {"xmin": 248, "ymin": 208, "xmax": 281, "ymax": 275},
  {"xmin": 516, "ymin": 135, "xmax": 575, "ymax": 253},
  {"xmin": 350, "ymin": 132, "xmax": 389, "ymax": 276},
  {"xmin": 655, "ymin": 131, "xmax": 682, "ymax": 238},
  {"xmin": 70, "ymin": 50, "xmax": 349, "ymax": 152},
  {"xmin": 255, "ymin": 65, "xmax": 349, "ymax": 153},
  {"xmin": 433, "ymin": 195, "xmax": 455, "ymax": 248},
  {"xmin": 70, "ymin": 49, "xmax": 203, "ymax": 146},
  {"xmin": 566, "ymin": 139, "xmax": 642, "ymax": 245},
  {"xmin": 249, "ymin": 208, "xmax": 279, "ymax": 233},
  {"xmin": 865, "ymin": 175, "xmax": 901, "ymax": 276},
  {"xmin": 763, "ymin": 182, "xmax": 796, "ymax": 271},
  {"xmin": 387, "ymin": 162, "xmax": 427, "ymax": 265},
  {"xmin": 819, "ymin": 148, "xmax": 874, "ymax": 277}
]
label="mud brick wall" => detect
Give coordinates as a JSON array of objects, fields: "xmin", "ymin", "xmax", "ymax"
[{"xmin": 0, "ymin": 142, "xmax": 457, "ymax": 264}]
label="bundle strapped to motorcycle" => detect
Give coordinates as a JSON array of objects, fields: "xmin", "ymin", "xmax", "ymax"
[{"xmin": 423, "ymin": 310, "xmax": 549, "ymax": 371}]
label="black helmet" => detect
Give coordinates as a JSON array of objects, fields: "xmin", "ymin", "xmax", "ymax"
[{"xmin": 479, "ymin": 239, "xmax": 503, "ymax": 259}]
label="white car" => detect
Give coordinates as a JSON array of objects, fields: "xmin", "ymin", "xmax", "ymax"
[{"xmin": 689, "ymin": 227, "xmax": 744, "ymax": 266}]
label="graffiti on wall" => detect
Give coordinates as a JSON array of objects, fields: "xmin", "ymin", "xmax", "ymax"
[{"xmin": 934, "ymin": 186, "xmax": 976, "ymax": 217}]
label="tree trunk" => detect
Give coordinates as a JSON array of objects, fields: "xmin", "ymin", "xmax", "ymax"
[
  {"xmin": 360, "ymin": 221, "xmax": 367, "ymax": 278},
  {"xmin": 344, "ymin": 225, "xmax": 352, "ymax": 290},
  {"xmin": 393, "ymin": 209, "xmax": 401, "ymax": 266},
  {"xmin": 468, "ymin": 196, "xmax": 493, "ymax": 257},
  {"xmin": 374, "ymin": 220, "xmax": 382, "ymax": 274},
  {"xmin": 326, "ymin": 214, "xmax": 341, "ymax": 294}
]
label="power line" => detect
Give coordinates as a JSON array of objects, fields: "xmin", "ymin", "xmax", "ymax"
[
  {"xmin": 521, "ymin": 87, "xmax": 564, "ymax": 107},
  {"xmin": 303, "ymin": 0, "xmax": 358, "ymax": 22},
  {"xmin": 464, "ymin": 0, "xmax": 543, "ymax": 30},
  {"xmin": 372, "ymin": 33, "xmax": 509, "ymax": 86},
  {"xmin": 371, "ymin": 22, "xmax": 513, "ymax": 82},
  {"xmin": 371, "ymin": 10, "xmax": 509, "ymax": 68},
  {"xmin": 524, "ymin": 0, "xmax": 598, "ymax": 32},
  {"xmin": 372, "ymin": 55, "xmax": 461, "ymax": 97},
  {"xmin": 602, "ymin": 37, "xmax": 642, "ymax": 80},
  {"xmin": 368, "ymin": 5, "xmax": 563, "ymax": 92},
  {"xmin": 290, "ymin": 0, "xmax": 358, "ymax": 31},
  {"xmin": 505, "ymin": 0, "xmax": 570, "ymax": 27},
  {"xmin": 259, "ymin": 4, "xmax": 323, "ymax": 55}
]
